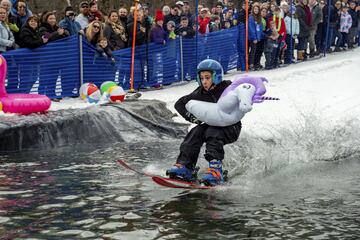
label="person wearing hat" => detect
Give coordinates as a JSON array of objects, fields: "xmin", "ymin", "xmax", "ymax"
[
  {"xmin": 180, "ymin": 0, "xmax": 193, "ymax": 26},
  {"xmin": 59, "ymin": 6, "xmax": 82, "ymax": 36},
  {"xmin": 164, "ymin": 5, "xmax": 181, "ymax": 26},
  {"xmin": 150, "ymin": 10, "xmax": 167, "ymax": 44},
  {"xmin": 198, "ymin": 7, "xmax": 211, "ymax": 34},
  {"xmin": 75, "ymin": 1, "xmax": 90, "ymax": 30}
]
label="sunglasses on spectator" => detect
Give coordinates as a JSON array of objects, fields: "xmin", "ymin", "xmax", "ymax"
[
  {"xmin": 67, "ymin": 12, "xmax": 75, "ymax": 16},
  {"xmin": 18, "ymin": 5, "xmax": 26, "ymax": 9},
  {"xmin": 93, "ymin": 25, "xmax": 100, "ymax": 29}
]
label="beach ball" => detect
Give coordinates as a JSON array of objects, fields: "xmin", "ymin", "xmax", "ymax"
[
  {"xmin": 79, "ymin": 83, "xmax": 91, "ymax": 100},
  {"xmin": 108, "ymin": 86, "xmax": 126, "ymax": 102},
  {"xmin": 100, "ymin": 81, "xmax": 117, "ymax": 94},
  {"xmin": 86, "ymin": 84, "xmax": 101, "ymax": 103}
]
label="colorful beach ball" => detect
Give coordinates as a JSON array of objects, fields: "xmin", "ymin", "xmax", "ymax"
[
  {"xmin": 108, "ymin": 86, "xmax": 126, "ymax": 102},
  {"xmin": 79, "ymin": 83, "xmax": 91, "ymax": 100},
  {"xmin": 86, "ymin": 84, "xmax": 101, "ymax": 104},
  {"xmin": 100, "ymin": 81, "xmax": 118, "ymax": 94}
]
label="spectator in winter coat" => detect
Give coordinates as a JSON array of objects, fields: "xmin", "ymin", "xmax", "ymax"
[
  {"xmin": 150, "ymin": 10, "xmax": 167, "ymax": 44},
  {"xmin": 127, "ymin": 8, "xmax": 146, "ymax": 47},
  {"xmin": 104, "ymin": 10, "xmax": 128, "ymax": 50},
  {"xmin": 209, "ymin": 15, "xmax": 222, "ymax": 32},
  {"xmin": 264, "ymin": 20, "xmax": 280, "ymax": 69},
  {"xmin": 85, "ymin": 20, "xmax": 114, "ymax": 63},
  {"xmin": 348, "ymin": 1, "xmax": 359, "ymax": 48},
  {"xmin": 309, "ymin": 0, "xmax": 323, "ymax": 57},
  {"xmin": 332, "ymin": 1, "xmax": 343, "ymax": 51},
  {"xmin": 339, "ymin": 4, "xmax": 352, "ymax": 48},
  {"xmin": 254, "ymin": 6, "xmax": 268, "ymax": 70},
  {"xmin": 59, "ymin": 6, "xmax": 82, "ymax": 36},
  {"xmin": 198, "ymin": 8, "xmax": 211, "ymax": 34},
  {"xmin": 118, "ymin": 7, "xmax": 128, "ymax": 28},
  {"xmin": 88, "ymin": 1, "xmax": 103, "ymax": 23},
  {"xmin": 39, "ymin": 12, "xmax": 69, "ymax": 43},
  {"xmin": 75, "ymin": 1, "xmax": 90, "ymax": 30},
  {"xmin": 180, "ymin": 0, "xmax": 193, "ymax": 26},
  {"xmin": 0, "ymin": 6, "xmax": 15, "ymax": 52},
  {"xmin": 267, "ymin": 6, "xmax": 286, "ymax": 67},
  {"xmin": 248, "ymin": 4, "xmax": 263, "ymax": 70},
  {"xmin": 164, "ymin": 5, "xmax": 181, "ymax": 27},
  {"xmin": 296, "ymin": 0, "xmax": 312, "ymax": 60},
  {"xmin": 19, "ymin": 15, "xmax": 48, "ymax": 49},
  {"xmin": 166, "ymin": 20, "xmax": 176, "ymax": 40},
  {"xmin": 175, "ymin": 16, "xmax": 195, "ymax": 38},
  {"xmin": 284, "ymin": 6, "xmax": 300, "ymax": 63},
  {"xmin": 10, "ymin": 0, "xmax": 31, "ymax": 26}
]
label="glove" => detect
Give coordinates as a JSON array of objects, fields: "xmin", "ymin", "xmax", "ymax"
[
  {"xmin": 8, "ymin": 23, "xmax": 19, "ymax": 32},
  {"xmin": 185, "ymin": 111, "xmax": 203, "ymax": 125}
]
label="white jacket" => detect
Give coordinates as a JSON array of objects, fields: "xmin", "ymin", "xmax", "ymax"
[
  {"xmin": 284, "ymin": 16, "xmax": 300, "ymax": 36},
  {"xmin": 0, "ymin": 21, "xmax": 15, "ymax": 52}
]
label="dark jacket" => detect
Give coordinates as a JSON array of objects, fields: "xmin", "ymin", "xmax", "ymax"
[
  {"xmin": 150, "ymin": 24, "xmax": 167, "ymax": 44},
  {"xmin": 296, "ymin": 4, "xmax": 311, "ymax": 37},
  {"xmin": 310, "ymin": 3, "xmax": 323, "ymax": 30},
  {"xmin": 175, "ymin": 25, "xmax": 195, "ymax": 38},
  {"xmin": 39, "ymin": 23, "xmax": 69, "ymax": 42},
  {"xmin": 175, "ymin": 80, "xmax": 232, "ymax": 123},
  {"xmin": 127, "ymin": 17, "xmax": 146, "ymax": 47},
  {"xmin": 348, "ymin": 8, "xmax": 359, "ymax": 28},
  {"xmin": 104, "ymin": 22, "xmax": 127, "ymax": 50},
  {"xmin": 19, "ymin": 24, "xmax": 46, "ymax": 49}
]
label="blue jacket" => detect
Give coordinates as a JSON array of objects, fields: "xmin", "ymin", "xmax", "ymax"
[
  {"xmin": 59, "ymin": 17, "xmax": 81, "ymax": 36},
  {"xmin": 248, "ymin": 15, "xmax": 262, "ymax": 41}
]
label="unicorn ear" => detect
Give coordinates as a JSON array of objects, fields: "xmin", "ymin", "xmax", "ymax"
[{"xmin": 261, "ymin": 77, "xmax": 268, "ymax": 83}]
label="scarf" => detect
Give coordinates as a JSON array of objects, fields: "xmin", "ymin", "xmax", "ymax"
[
  {"xmin": 303, "ymin": 5, "xmax": 312, "ymax": 26},
  {"xmin": 109, "ymin": 21, "xmax": 127, "ymax": 42},
  {"xmin": 272, "ymin": 15, "xmax": 282, "ymax": 32}
]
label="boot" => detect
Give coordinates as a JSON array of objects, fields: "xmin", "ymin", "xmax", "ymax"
[
  {"xmin": 309, "ymin": 49, "xmax": 315, "ymax": 58},
  {"xmin": 200, "ymin": 160, "xmax": 228, "ymax": 186},
  {"xmin": 297, "ymin": 51, "xmax": 304, "ymax": 61},
  {"xmin": 166, "ymin": 164, "xmax": 197, "ymax": 182}
]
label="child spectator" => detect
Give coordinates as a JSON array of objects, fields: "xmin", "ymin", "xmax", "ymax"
[
  {"xmin": 209, "ymin": 15, "xmax": 221, "ymax": 32},
  {"xmin": 150, "ymin": 10, "xmax": 167, "ymax": 44},
  {"xmin": 264, "ymin": 20, "xmax": 280, "ymax": 69},
  {"xmin": 166, "ymin": 20, "xmax": 176, "ymax": 40},
  {"xmin": 284, "ymin": 6, "xmax": 300, "ymax": 63},
  {"xmin": 85, "ymin": 20, "xmax": 114, "ymax": 63},
  {"xmin": 339, "ymin": 4, "xmax": 352, "ymax": 49},
  {"xmin": 88, "ymin": 0, "xmax": 103, "ymax": 23},
  {"xmin": 175, "ymin": 16, "xmax": 195, "ymax": 38},
  {"xmin": 104, "ymin": 10, "xmax": 127, "ymax": 50},
  {"xmin": 59, "ymin": 6, "xmax": 82, "ymax": 36},
  {"xmin": 268, "ymin": 5, "xmax": 286, "ymax": 67}
]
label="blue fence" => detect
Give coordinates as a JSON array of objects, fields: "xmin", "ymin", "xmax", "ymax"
[{"xmin": 2, "ymin": 24, "xmax": 246, "ymax": 98}]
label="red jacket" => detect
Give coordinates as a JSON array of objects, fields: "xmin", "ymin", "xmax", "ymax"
[
  {"xmin": 198, "ymin": 16, "xmax": 211, "ymax": 34},
  {"xmin": 267, "ymin": 15, "xmax": 286, "ymax": 42}
]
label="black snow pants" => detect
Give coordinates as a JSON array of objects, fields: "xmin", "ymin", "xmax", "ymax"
[{"xmin": 176, "ymin": 122, "xmax": 242, "ymax": 169}]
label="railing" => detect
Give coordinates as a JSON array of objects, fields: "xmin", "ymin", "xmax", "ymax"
[{"xmin": 2, "ymin": 24, "xmax": 246, "ymax": 98}]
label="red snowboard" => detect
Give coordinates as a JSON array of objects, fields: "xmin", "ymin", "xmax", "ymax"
[{"xmin": 117, "ymin": 160, "xmax": 215, "ymax": 190}]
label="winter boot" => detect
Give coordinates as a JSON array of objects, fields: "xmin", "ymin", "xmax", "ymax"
[
  {"xmin": 166, "ymin": 164, "xmax": 198, "ymax": 182},
  {"xmin": 309, "ymin": 49, "xmax": 315, "ymax": 58},
  {"xmin": 297, "ymin": 51, "xmax": 304, "ymax": 61},
  {"xmin": 200, "ymin": 160, "xmax": 228, "ymax": 186}
]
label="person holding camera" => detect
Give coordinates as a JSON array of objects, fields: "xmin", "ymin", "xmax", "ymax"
[{"xmin": 59, "ymin": 6, "xmax": 82, "ymax": 36}]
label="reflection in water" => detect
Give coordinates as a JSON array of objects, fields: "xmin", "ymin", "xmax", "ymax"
[{"xmin": 0, "ymin": 134, "xmax": 359, "ymax": 239}]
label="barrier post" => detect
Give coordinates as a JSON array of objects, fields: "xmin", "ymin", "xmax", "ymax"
[
  {"xmin": 129, "ymin": 0, "xmax": 140, "ymax": 93},
  {"xmin": 79, "ymin": 34, "xmax": 84, "ymax": 87},
  {"xmin": 180, "ymin": 36, "xmax": 184, "ymax": 82},
  {"xmin": 245, "ymin": 0, "xmax": 249, "ymax": 72}
]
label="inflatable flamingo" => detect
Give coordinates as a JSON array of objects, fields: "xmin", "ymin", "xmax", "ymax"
[
  {"xmin": 185, "ymin": 75, "xmax": 279, "ymax": 127},
  {"xmin": 0, "ymin": 55, "xmax": 51, "ymax": 115}
]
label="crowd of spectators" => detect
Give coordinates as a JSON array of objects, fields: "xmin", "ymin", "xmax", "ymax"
[{"xmin": 0, "ymin": 0, "xmax": 359, "ymax": 71}]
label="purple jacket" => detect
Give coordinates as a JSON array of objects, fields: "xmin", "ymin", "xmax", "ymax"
[{"xmin": 150, "ymin": 25, "xmax": 167, "ymax": 44}]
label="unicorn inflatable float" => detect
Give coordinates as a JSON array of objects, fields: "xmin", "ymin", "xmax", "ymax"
[
  {"xmin": 0, "ymin": 55, "xmax": 51, "ymax": 115},
  {"xmin": 185, "ymin": 75, "xmax": 279, "ymax": 127}
]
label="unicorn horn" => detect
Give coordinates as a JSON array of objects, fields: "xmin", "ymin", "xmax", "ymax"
[{"xmin": 260, "ymin": 96, "xmax": 280, "ymax": 101}]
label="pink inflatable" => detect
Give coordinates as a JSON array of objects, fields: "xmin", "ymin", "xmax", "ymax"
[{"xmin": 0, "ymin": 55, "xmax": 51, "ymax": 115}]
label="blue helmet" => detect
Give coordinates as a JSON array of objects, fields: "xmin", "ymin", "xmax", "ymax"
[{"xmin": 196, "ymin": 59, "xmax": 224, "ymax": 86}]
